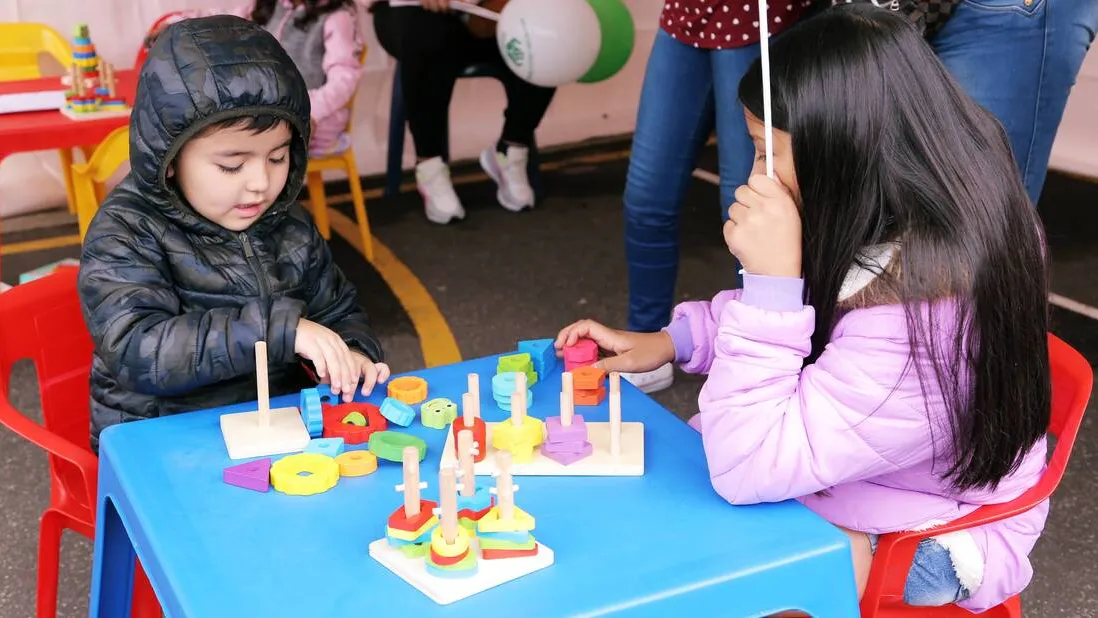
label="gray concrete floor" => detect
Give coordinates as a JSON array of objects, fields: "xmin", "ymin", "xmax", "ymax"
[{"xmin": 1, "ymin": 146, "xmax": 1096, "ymax": 617}]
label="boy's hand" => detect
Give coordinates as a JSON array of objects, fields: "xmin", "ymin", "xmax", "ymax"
[
  {"xmin": 295, "ymin": 318, "xmax": 359, "ymax": 401},
  {"xmin": 554, "ymin": 319, "xmax": 676, "ymax": 374},
  {"xmin": 352, "ymin": 353, "xmax": 390, "ymax": 399},
  {"xmin": 724, "ymin": 174, "xmax": 802, "ymax": 278}
]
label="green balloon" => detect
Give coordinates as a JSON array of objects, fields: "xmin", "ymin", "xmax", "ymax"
[{"xmin": 579, "ymin": 0, "xmax": 635, "ymax": 84}]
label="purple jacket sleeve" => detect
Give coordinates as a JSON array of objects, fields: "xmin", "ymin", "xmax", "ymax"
[{"xmin": 686, "ymin": 276, "xmax": 940, "ymax": 505}]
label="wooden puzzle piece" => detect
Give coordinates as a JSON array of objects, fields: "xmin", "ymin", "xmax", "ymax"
[
  {"xmin": 322, "ymin": 402, "xmax": 386, "ymax": 444},
  {"xmin": 388, "ymin": 376, "xmax": 429, "ymax": 405},
  {"xmin": 269, "ymin": 453, "xmax": 339, "ymax": 496},
  {"xmin": 298, "ymin": 388, "xmax": 324, "ymax": 437},
  {"xmin": 222, "ymin": 458, "xmax": 272, "ymax": 492},
  {"xmin": 335, "ymin": 451, "xmax": 377, "ymax": 477},
  {"xmin": 517, "ymin": 338, "xmax": 557, "ymax": 379},
  {"xmin": 370, "ymin": 431, "xmax": 427, "ymax": 463},
  {"xmin": 380, "ymin": 397, "xmax": 416, "ymax": 426},
  {"xmin": 304, "ymin": 437, "xmax": 345, "ymax": 457},
  {"xmin": 421, "ymin": 397, "xmax": 458, "ymax": 429}
]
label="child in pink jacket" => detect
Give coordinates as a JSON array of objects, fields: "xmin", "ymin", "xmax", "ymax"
[
  {"xmin": 150, "ymin": 0, "xmax": 363, "ymax": 156},
  {"xmin": 556, "ymin": 5, "xmax": 1051, "ymax": 613}
]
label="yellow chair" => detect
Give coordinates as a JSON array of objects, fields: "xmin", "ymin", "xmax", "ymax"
[
  {"xmin": 0, "ymin": 22, "xmax": 71, "ymax": 81},
  {"xmin": 72, "ymin": 126, "xmax": 129, "ymax": 240},
  {"xmin": 0, "ymin": 22, "xmax": 91, "ymax": 215},
  {"xmin": 305, "ymin": 46, "xmax": 374, "ymax": 262}
]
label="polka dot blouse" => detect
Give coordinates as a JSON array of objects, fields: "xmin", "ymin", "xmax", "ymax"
[{"xmin": 660, "ymin": 0, "xmax": 818, "ymax": 49}]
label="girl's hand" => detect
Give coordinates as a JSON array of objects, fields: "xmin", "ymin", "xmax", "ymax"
[
  {"xmin": 724, "ymin": 174, "xmax": 803, "ymax": 278},
  {"xmin": 295, "ymin": 318, "xmax": 358, "ymax": 401},
  {"xmin": 353, "ymin": 354, "xmax": 391, "ymax": 399},
  {"xmin": 554, "ymin": 319, "xmax": 676, "ymax": 374}
]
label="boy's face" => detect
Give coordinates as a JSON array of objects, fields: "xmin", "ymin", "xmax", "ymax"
[{"xmin": 171, "ymin": 122, "xmax": 293, "ymax": 231}]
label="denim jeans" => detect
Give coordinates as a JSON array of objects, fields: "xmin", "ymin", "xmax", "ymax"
[
  {"xmin": 867, "ymin": 534, "xmax": 971, "ymax": 606},
  {"xmin": 623, "ymin": 29, "xmax": 759, "ymax": 333},
  {"xmin": 932, "ymin": 0, "xmax": 1098, "ymax": 206},
  {"xmin": 624, "ymin": 1, "xmax": 1098, "ymax": 333}
]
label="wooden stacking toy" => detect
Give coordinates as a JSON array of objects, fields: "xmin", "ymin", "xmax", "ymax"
[
  {"xmin": 489, "ymin": 373, "xmax": 544, "ymax": 463},
  {"xmin": 450, "ymin": 374, "xmax": 487, "ymax": 463},
  {"xmin": 386, "ymin": 447, "xmax": 438, "ymax": 558}
]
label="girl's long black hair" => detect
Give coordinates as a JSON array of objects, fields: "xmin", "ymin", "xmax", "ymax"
[
  {"xmin": 252, "ymin": 0, "xmax": 355, "ymax": 30},
  {"xmin": 738, "ymin": 4, "xmax": 1050, "ymax": 492}
]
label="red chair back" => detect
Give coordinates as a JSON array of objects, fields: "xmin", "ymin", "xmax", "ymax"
[
  {"xmin": 860, "ymin": 334, "xmax": 1092, "ymax": 617},
  {"xmin": 133, "ymin": 11, "xmax": 184, "ymax": 68},
  {"xmin": 0, "ymin": 267, "xmax": 96, "ymax": 514}
]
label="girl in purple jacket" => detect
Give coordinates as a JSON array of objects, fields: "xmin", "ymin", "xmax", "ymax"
[{"xmin": 556, "ymin": 5, "xmax": 1051, "ymax": 612}]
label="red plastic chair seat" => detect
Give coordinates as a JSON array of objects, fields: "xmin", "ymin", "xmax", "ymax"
[
  {"xmin": 860, "ymin": 334, "xmax": 1092, "ymax": 617},
  {"xmin": 0, "ymin": 268, "xmax": 160, "ymax": 617}
]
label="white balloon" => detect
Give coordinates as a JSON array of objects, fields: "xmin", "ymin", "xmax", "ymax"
[{"xmin": 495, "ymin": 0, "xmax": 602, "ymax": 88}]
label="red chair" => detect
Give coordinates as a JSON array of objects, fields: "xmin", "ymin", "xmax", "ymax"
[
  {"xmin": 0, "ymin": 268, "xmax": 161, "ymax": 618},
  {"xmin": 861, "ymin": 333, "xmax": 1093, "ymax": 617}
]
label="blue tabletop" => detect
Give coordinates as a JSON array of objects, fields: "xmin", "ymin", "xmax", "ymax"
[{"xmin": 98, "ymin": 355, "xmax": 853, "ymax": 617}]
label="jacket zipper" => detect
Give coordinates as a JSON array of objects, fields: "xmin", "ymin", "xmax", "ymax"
[{"xmin": 240, "ymin": 232, "xmax": 270, "ymax": 300}]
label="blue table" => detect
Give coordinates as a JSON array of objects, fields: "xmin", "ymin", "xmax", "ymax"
[{"xmin": 89, "ymin": 355, "xmax": 859, "ymax": 617}]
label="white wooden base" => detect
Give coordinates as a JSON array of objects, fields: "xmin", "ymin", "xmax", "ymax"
[
  {"xmin": 440, "ymin": 421, "xmax": 645, "ymax": 476},
  {"xmin": 59, "ymin": 106, "xmax": 131, "ymax": 121},
  {"xmin": 368, "ymin": 539, "xmax": 554, "ymax": 605},
  {"xmin": 219, "ymin": 406, "xmax": 311, "ymax": 460}
]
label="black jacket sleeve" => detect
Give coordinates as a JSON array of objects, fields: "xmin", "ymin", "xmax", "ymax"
[
  {"xmin": 78, "ymin": 210, "xmax": 305, "ymax": 396},
  {"xmin": 302, "ymin": 226, "xmax": 385, "ymax": 362}
]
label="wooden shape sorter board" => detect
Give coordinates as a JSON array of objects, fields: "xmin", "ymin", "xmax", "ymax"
[
  {"xmin": 440, "ymin": 421, "xmax": 645, "ymax": 476},
  {"xmin": 368, "ymin": 539, "xmax": 554, "ymax": 605}
]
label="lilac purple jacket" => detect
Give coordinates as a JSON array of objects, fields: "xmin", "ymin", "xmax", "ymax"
[{"xmin": 664, "ymin": 273, "xmax": 1048, "ymax": 612}]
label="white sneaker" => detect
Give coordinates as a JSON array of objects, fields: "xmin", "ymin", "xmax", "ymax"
[
  {"xmin": 416, "ymin": 157, "xmax": 466, "ymax": 224},
  {"xmin": 479, "ymin": 145, "xmax": 535, "ymax": 212},
  {"xmin": 620, "ymin": 362, "xmax": 675, "ymax": 394}
]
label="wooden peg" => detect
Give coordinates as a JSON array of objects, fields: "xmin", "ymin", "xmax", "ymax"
[
  {"xmin": 609, "ymin": 372, "xmax": 622, "ymax": 456},
  {"xmin": 495, "ymin": 450, "xmax": 515, "ymax": 521},
  {"xmin": 510, "ymin": 372, "xmax": 527, "ymax": 426},
  {"xmin": 467, "ymin": 373, "xmax": 480, "ymax": 418},
  {"xmin": 439, "ymin": 466, "xmax": 458, "ymax": 544},
  {"xmin": 255, "ymin": 341, "xmax": 270, "ymax": 429},
  {"xmin": 402, "ymin": 446, "xmax": 421, "ymax": 516},
  {"xmin": 461, "ymin": 391, "xmax": 475, "ymax": 428},
  {"xmin": 457, "ymin": 429, "xmax": 476, "ymax": 497},
  {"xmin": 560, "ymin": 371, "xmax": 574, "ymax": 426},
  {"xmin": 105, "ymin": 62, "xmax": 116, "ymax": 98}
]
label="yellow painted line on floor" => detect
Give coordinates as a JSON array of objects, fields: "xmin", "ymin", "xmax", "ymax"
[
  {"xmin": 326, "ymin": 209, "xmax": 461, "ymax": 368},
  {"xmin": 0, "ymin": 234, "xmax": 81, "ymax": 256}
]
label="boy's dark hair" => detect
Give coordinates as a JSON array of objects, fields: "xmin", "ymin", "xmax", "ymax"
[
  {"xmin": 738, "ymin": 4, "xmax": 1050, "ymax": 493},
  {"xmin": 251, "ymin": 0, "xmax": 356, "ymax": 29},
  {"xmin": 196, "ymin": 113, "xmax": 290, "ymax": 138}
]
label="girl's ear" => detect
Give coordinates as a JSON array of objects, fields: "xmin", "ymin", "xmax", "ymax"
[{"xmin": 166, "ymin": 165, "xmax": 175, "ymax": 178}]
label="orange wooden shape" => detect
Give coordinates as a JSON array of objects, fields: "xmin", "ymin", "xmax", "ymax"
[
  {"xmin": 571, "ymin": 366, "xmax": 606, "ymax": 391},
  {"xmin": 573, "ymin": 387, "xmax": 607, "ymax": 406}
]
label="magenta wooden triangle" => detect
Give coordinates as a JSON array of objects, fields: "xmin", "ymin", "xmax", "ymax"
[{"xmin": 223, "ymin": 458, "xmax": 272, "ymax": 492}]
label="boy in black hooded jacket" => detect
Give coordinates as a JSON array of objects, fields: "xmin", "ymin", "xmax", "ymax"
[{"xmin": 78, "ymin": 15, "xmax": 387, "ymax": 451}]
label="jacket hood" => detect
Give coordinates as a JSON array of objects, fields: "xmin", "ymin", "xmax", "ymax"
[{"xmin": 130, "ymin": 15, "xmax": 311, "ymax": 237}]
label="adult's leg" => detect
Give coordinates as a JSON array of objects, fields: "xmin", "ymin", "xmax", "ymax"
[
  {"xmin": 624, "ymin": 29, "xmax": 716, "ymax": 334},
  {"xmin": 466, "ymin": 37, "xmax": 557, "ymax": 150},
  {"xmin": 711, "ymin": 43, "xmax": 766, "ymax": 288},
  {"xmin": 372, "ymin": 4, "xmax": 475, "ymax": 160},
  {"xmin": 469, "ymin": 34, "xmax": 556, "ymax": 211},
  {"xmin": 932, "ymin": 0, "xmax": 1098, "ymax": 204}
]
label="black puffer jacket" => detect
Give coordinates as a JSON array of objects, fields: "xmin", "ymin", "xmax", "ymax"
[{"xmin": 78, "ymin": 15, "xmax": 383, "ymax": 450}]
